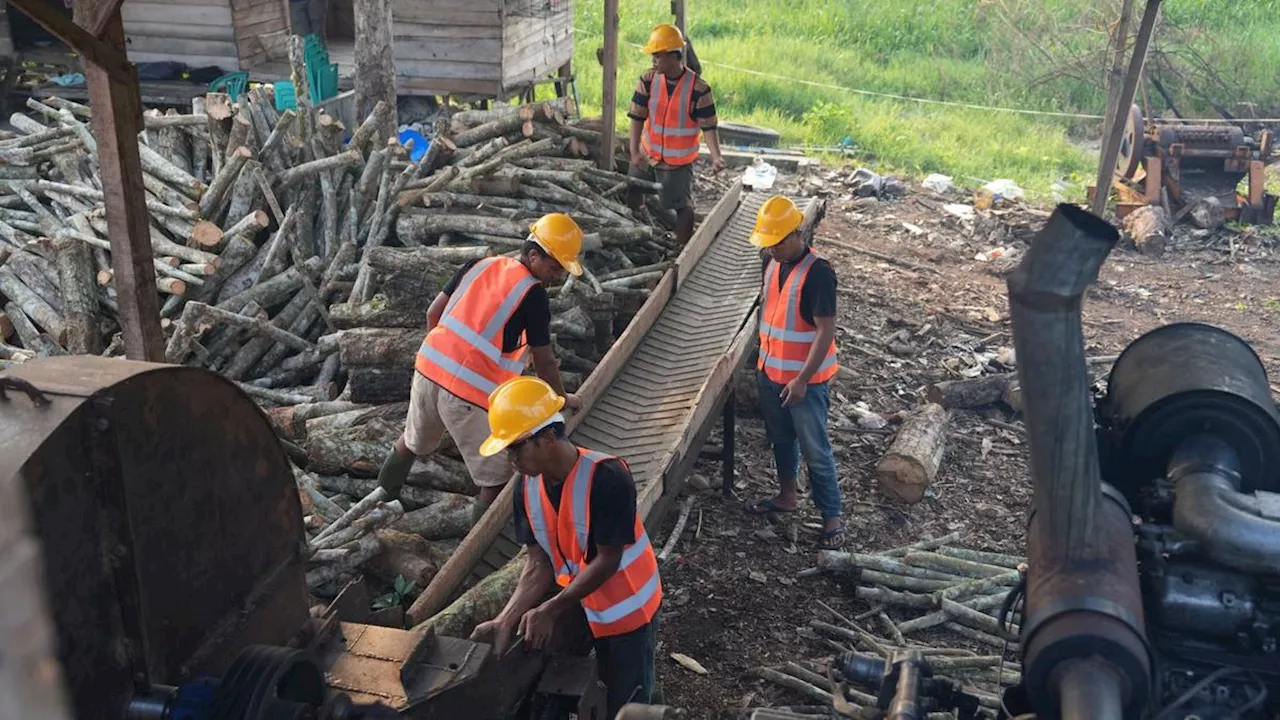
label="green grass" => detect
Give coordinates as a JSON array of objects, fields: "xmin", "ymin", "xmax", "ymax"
[{"xmin": 557, "ymin": 0, "xmax": 1280, "ymax": 200}]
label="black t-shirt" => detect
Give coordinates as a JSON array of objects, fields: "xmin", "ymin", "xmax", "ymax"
[
  {"xmin": 441, "ymin": 258, "xmax": 551, "ymax": 352},
  {"xmin": 760, "ymin": 248, "xmax": 838, "ymax": 325},
  {"xmin": 513, "ymin": 455, "xmax": 638, "ymax": 563}
]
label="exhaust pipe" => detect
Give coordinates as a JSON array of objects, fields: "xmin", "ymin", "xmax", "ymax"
[{"xmin": 1006, "ymin": 204, "xmax": 1151, "ymax": 719}]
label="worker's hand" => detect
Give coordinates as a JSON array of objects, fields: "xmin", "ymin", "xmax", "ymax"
[
  {"xmin": 563, "ymin": 393, "xmax": 583, "ymax": 412},
  {"xmin": 517, "ymin": 603, "xmax": 557, "ymax": 650},
  {"xmin": 779, "ymin": 378, "xmax": 808, "ymax": 408},
  {"xmin": 470, "ymin": 619, "xmax": 516, "ymax": 655},
  {"xmin": 631, "ymin": 149, "xmax": 649, "ymax": 171},
  {"xmin": 711, "ymin": 155, "xmax": 727, "ymax": 174}
]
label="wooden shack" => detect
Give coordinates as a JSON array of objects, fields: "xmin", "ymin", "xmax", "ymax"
[
  {"xmin": 120, "ymin": 0, "xmax": 289, "ymax": 72},
  {"xmin": 390, "ymin": 0, "xmax": 573, "ymax": 98}
]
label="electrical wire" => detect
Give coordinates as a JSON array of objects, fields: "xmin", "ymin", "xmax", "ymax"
[{"xmin": 1153, "ymin": 667, "xmax": 1245, "ymax": 720}]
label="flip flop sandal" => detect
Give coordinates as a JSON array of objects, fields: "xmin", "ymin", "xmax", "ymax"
[
  {"xmin": 744, "ymin": 497, "xmax": 797, "ymax": 516},
  {"xmin": 818, "ymin": 527, "xmax": 846, "ymax": 550}
]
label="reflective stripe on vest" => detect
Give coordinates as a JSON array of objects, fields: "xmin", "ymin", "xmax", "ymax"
[
  {"xmin": 757, "ymin": 253, "xmax": 839, "ymax": 385},
  {"xmin": 523, "ymin": 449, "xmax": 663, "ymax": 638},
  {"xmin": 415, "ymin": 257, "xmax": 538, "ymax": 408},
  {"xmin": 642, "ymin": 70, "xmax": 701, "ymax": 166}
]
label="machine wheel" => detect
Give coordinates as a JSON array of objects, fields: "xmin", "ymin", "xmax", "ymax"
[
  {"xmin": 1115, "ymin": 103, "xmax": 1145, "ymax": 180},
  {"xmin": 207, "ymin": 645, "xmax": 328, "ymax": 720}
]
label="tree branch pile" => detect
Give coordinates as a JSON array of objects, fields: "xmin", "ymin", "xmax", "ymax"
[
  {"xmin": 0, "ymin": 49, "xmax": 685, "ymax": 605},
  {"xmin": 743, "ymin": 535, "xmax": 1026, "ymax": 718}
]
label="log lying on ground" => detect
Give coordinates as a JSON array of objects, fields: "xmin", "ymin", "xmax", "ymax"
[
  {"xmin": 925, "ymin": 374, "xmax": 1020, "ymax": 411},
  {"xmin": 363, "ymin": 528, "xmax": 450, "ymax": 591},
  {"xmin": 876, "ymin": 403, "xmax": 949, "ymax": 503},
  {"xmin": 1122, "ymin": 205, "xmax": 1170, "ymax": 256}
]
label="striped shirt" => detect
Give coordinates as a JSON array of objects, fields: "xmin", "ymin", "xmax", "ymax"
[{"xmin": 627, "ymin": 68, "xmax": 718, "ymax": 131}]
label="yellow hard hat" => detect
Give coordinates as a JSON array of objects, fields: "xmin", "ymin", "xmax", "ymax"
[
  {"xmin": 529, "ymin": 213, "xmax": 584, "ymax": 276},
  {"xmin": 642, "ymin": 23, "xmax": 685, "ymax": 55},
  {"xmin": 479, "ymin": 376, "xmax": 567, "ymax": 457},
  {"xmin": 748, "ymin": 195, "xmax": 805, "ymax": 248}
]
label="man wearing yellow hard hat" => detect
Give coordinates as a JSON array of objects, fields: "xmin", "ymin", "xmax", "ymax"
[
  {"xmin": 627, "ymin": 22, "xmax": 726, "ymax": 246},
  {"xmin": 375, "ymin": 213, "xmax": 588, "ymax": 526},
  {"xmin": 470, "ymin": 376, "xmax": 662, "ymax": 719},
  {"xmin": 744, "ymin": 196, "xmax": 845, "ymax": 549}
]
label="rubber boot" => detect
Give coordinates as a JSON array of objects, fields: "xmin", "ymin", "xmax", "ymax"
[{"xmin": 376, "ymin": 446, "xmax": 415, "ymax": 500}]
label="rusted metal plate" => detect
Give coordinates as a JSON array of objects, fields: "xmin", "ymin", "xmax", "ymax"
[
  {"xmin": 319, "ymin": 623, "xmax": 491, "ymax": 710},
  {"xmin": 0, "ymin": 356, "xmax": 309, "ymax": 715}
]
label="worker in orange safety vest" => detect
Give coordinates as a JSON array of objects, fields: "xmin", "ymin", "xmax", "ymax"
[
  {"xmin": 470, "ymin": 376, "xmax": 662, "ymax": 719},
  {"xmin": 743, "ymin": 196, "xmax": 845, "ymax": 549},
  {"xmin": 628, "ymin": 23, "xmax": 726, "ymax": 246},
  {"xmin": 375, "ymin": 214, "xmax": 587, "ymax": 526}
]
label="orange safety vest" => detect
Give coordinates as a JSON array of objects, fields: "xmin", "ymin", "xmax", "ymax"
[
  {"xmin": 523, "ymin": 449, "xmax": 662, "ymax": 638},
  {"xmin": 758, "ymin": 253, "xmax": 839, "ymax": 385},
  {"xmin": 415, "ymin": 257, "xmax": 539, "ymax": 408},
  {"xmin": 641, "ymin": 70, "xmax": 702, "ymax": 167}
]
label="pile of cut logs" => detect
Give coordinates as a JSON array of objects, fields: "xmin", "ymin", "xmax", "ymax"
[
  {"xmin": 747, "ymin": 533, "xmax": 1024, "ymax": 719},
  {"xmin": 0, "ymin": 40, "xmax": 680, "ymax": 602}
]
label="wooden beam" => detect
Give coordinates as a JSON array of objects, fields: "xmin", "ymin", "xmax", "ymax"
[
  {"xmin": 7, "ymin": 0, "xmax": 130, "ymax": 83},
  {"xmin": 1091, "ymin": 0, "xmax": 1163, "ymax": 216},
  {"xmin": 599, "ymin": 0, "xmax": 620, "ymax": 171},
  {"xmin": 73, "ymin": 0, "xmax": 125, "ymax": 39},
  {"xmin": 671, "ymin": 0, "xmax": 687, "ymax": 34},
  {"xmin": 1099, "ymin": 0, "xmax": 1135, "ymax": 155},
  {"xmin": 354, "ymin": 0, "xmax": 397, "ymax": 144},
  {"xmin": 85, "ymin": 9, "xmax": 166, "ymax": 361}
]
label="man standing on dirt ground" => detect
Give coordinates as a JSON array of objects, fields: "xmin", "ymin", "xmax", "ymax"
[
  {"xmin": 374, "ymin": 213, "xmax": 587, "ymax": 527},
  {"xmin": 470, "ymin": 376, "xmax": 662, "ymax": 719},
  {"xmin": 628, "ymin": 22, "xmax": 726, "ymax": 246},
  {"xmin": 743, "ymin": 196, "xmax": 844, "ymax": 550}
]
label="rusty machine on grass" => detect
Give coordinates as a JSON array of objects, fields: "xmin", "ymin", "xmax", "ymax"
[
  {"xmin": 1101, "ymin": 104, "xmax": 1277, "ymax": 225},
  {"xmin": 0, "ymin": 355, "xmax": 626, "ymax": 720}
]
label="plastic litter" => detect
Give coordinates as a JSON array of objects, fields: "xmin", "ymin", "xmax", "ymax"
[
  {"xmin": 922, "ymin": 174, "xmax": 955, "ymax": 193},
  {"xmin": 743, "ymin": 158, "xmax": 778, "ymax": 190}
]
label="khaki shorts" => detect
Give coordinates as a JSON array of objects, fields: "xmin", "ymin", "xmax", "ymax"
[{"xmin": 403, "ymin": 373, "xmax": 514, "ymax": 488}]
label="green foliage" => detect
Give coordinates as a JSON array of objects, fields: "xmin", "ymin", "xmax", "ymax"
[
  {"xmin": 373, "ymin": 574, "xmax": 416, "ymax": 611},
  {"xmin": 563, "ymin": 0, "xmax": 1279, "ymax": 200}
]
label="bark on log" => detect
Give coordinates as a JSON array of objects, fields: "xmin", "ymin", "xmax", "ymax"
[
  {"xmin": 347, "ymin": 366, "xmax": 414, "ymax": 404},
  {"xmin": 312, "ymin": 474, "xmax": 445, "ymax": 510},
  {"xmin": 903, "ymin": 551, "xmax": 1011, "ymax": 580},
  {"xmin": 311, "ymin": 501, "xmax": 405, "ymax": 551},
  {"xmin": 53, "ymin": 235, "xmax": 99, "ymax": 354},
  {"xmin": 452, "ymin": 115, "xmax": 527, "ymax": 149},
  {"xmin": 876, "ymin": 403, "xmax": 949, "ymax": 503},
  {"xmin": 406, "ymin": 456, "xmax": 479, "ymax": 496},
  {"xmin": 934, "ymin": 546, "xmax": 1025, "ymax": 570},
  {"xmin": 925, "ymin": 373, "xmax": 1019, "ymax": 410},
  {"xmin": 3, "ymin": 302, "xmax": 64, "ymax": 356},
  {"xmin": 393, "ymin": 494, "xmax": 473, "ymax": 540},
  {"xmin": 302, "ymin": 401, "xmax": 408, "ymax": 434},
  {"xmin": 1121, "ymin": 205, "xmax": 1170, "ymax": 256},
  {"xmin": 273, "ymin": 150, "xmax": 363, "ymax": 192},
  {"xmin": 397, "ymin": 212, "xmax": 526, "ymax": 242},
  {"xmin": 363, "ymin": 528, "xmax": 445, "ymax": 591},
  {"xmin": 0, "ymin": 268, "xmax": 64, "ymax": 342},
  {"xmin": 816, "ymin": 551, "xmax": 963, "ymax": 581},
  {"xmin": 330, "ymin": 301, "xmax": 426, "ymax": 330},
  {"xmin": 333, "ymin": 327, "xmax": 421, "ymax": 367},
  {"xmin": 413, "ymin": 549, "xmax": 525, "ymax": 637},
  {"xmin": 349, "ymin": 101, "xmax": 393, "ymax": 157},
  {"xmin": 304, "ymin": 417, "xmax": 404, "ymax": 476}
]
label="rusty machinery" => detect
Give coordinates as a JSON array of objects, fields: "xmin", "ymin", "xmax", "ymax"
[
  {"xmin": 0, "ymin": 356, "xmax": 617, "ymax": 720},
  {"xmin": 1105, "ymin": 104, "xmax": 1277, "ymax": 224}
]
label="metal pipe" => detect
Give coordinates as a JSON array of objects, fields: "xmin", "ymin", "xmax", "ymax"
[
  {"xmin": 1170, "ymin": 434, "xmax": 1280, "ymax": 575},
  {"xmin": 1007, "ymin": 203, "xmax": 1118, "ymax": 560},
  {"xmin": 1057, "ymin": 659, "xmax": 1126, "ymax": 720}
]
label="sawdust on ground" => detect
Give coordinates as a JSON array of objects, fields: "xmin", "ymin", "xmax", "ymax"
[{"xmin": 650, "ymin": 165, "xmax": 1280, "ymax": 718}]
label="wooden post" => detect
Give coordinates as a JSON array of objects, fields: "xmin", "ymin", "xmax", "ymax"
[
  {"xmin": 599, "ymin": 0, "xmax": 620, "ymax": 171},
  {"xmin": 1091, "ymin": 0, "xmax": 1163, "ymax": 216},
  {"xmin": 671, "ymin": 0, "xmax": 687, "ymax": 34},
  {"xmin": 10, "ymin": 0, "xmax": 163, "ymax": 360},
  {"xmin": 1100, "ymin": 0, "xmax": 1135, "ymax": 157},
  {"xmin": 354, "ymin": 0, "xmax": 397, "ymax": 145}
]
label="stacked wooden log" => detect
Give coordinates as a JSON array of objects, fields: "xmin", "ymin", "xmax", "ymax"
[
  {"xmin": 749, "ymin": 535, "xmax": 1025, "ymax": 718},
  {"xmin": 0, "ymin": 54, "xmax": 679, "ymax": 601}
]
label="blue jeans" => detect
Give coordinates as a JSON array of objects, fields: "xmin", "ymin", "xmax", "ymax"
[
  {"xmin": 757, "ymin": 371, "xmax": 842, "ymax": 520},
  {"xmin": 594, "ymin": 613, "xmax": 659, "ymax": 718}
]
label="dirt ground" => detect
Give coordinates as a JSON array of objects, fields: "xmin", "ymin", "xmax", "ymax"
[{"xmin": 649, "ymin": 166, "xmax": 1280, "ymax": 718}]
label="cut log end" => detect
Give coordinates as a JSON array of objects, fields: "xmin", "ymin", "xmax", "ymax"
[
  {"xmin": 876, "ymin": 403, "xmax": 950, "ymax": 504},
  {"xmin": 191, "ymin": 220, "xmax": 224, "ymax": 247}
]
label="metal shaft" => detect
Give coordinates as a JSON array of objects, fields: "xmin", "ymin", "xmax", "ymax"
[{"xmin": 1058, "ymin": 659, "xmax": 1125, "ymax": 720}]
